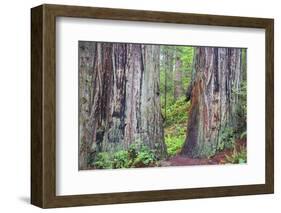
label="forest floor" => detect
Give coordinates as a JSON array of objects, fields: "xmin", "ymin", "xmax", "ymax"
[{"xmin": 160, "ymin": 139, "xmax": 246, "ymax": 167}]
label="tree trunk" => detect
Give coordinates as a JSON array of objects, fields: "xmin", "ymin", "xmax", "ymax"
[
  {"xmin": 173, "ymin": 52, "xmax": 183, "ymax": 100},
  {"xmin": 78, "ymin": 41, "xmax": 96, "ymax": 169},
  {"xmin": 164, "ymin": 50, "xmax": 168, "ymax": 119},
  {"xmin": 79, "ymin": 42, "xmax": 167, "ymax": 169},
  {"xmin": 181, "ymin": 47, "xmax": 242, "ymax": 158},
  {"xmin": 140, "ymin": 45, "xmax": 167, "ymax": 158}
]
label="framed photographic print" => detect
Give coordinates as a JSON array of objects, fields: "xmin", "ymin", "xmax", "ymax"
[{"xmin": 31, "ymin": 4, "xmax": 274, "ymax": 208}]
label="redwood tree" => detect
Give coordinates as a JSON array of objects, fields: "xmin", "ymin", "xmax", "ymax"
[
  {"xmin": 181, "ymin": 47, "xmax": 243, "ymax": 158},
  {"xmin": 79, "ymin": 42, "xmax": 167, "ymax": 169}
]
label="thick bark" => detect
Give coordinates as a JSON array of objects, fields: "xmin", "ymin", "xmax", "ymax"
[
  {"xmin": 181, "ymin": 47, "xmax": 242, "ymax": 158},
  {"xmin": 78, "ymin": 41, "xmax": 96, "ymax": 169},
  {"xmin": 79, "ymin": 42, "xmax": 167, "ymax": 169},
  {"xmin": 140, "ymin": 45, "xmax": 167, "ymax": 158}
]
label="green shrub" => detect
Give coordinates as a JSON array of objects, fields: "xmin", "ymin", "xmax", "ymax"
[
  {"xmin": 93, "ymin": 152, "xmax": 113, "ymax": 169},
  {"xmin": 218, "ymin": 127, "xmax": 235, "ymax": 151},
  {"xmin": 132, "ymin": 144, "xmax": 157, "ymax": 167},
  {"xmin": 165, "ymin": 97, "xmax": 190, "ymax": 126},
  {"xmin": 225, "ymin": 146, "xmax": 247, "ymax": 164},
  {"xmin": 165, "ymin": 134, "xmax": 185, "ymax": 157},
  {"xmin": 92, "ymin": 143, "xmax": 157, "ymax": 169},
  {"xmin": 128, "ymin": 143, "xmax": 138, "ymax": 160},
  {"xmin": 112, "ymin": 150, "xmax": 130, "ymax": 169}
]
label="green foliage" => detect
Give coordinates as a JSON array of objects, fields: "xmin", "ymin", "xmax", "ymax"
[
  {"xmin": 165, "ymin": 133, "xmax": 185, "ymax": 156},
  {"xmin": 218, "ymin": 127, "xmax": 235, "ymax": 151},
  {"xmin": 112, "ymin": 150, "xmax": 130, "ymax": 169},
  {"xmin": 159, "ymin": 46, "xmax": 194, "ymax": 110},
  {"xmin": 225, "ymin": 146, "xmax": 247, "ymax": 164},
  {"xmin": 93, "ymin": 152, "xmax": 113, "ymax": 169},
  {"xmin": 162, "ymin": 97, "xmax": 189, "ymax": 157},
  {"xmin": 128, "ymin": 143, "xmax": 138, "ymax": 160},
  {"xmin": 159, "ymin": 46, "xmax": 193, "ymax": 158},
  {"xmin": 178, "ymin": 47, "xmax": 194, "ymax": 72},
  {"xmin": 159, "ymin": 46, "xmax": 194, "ymax": 158},
  {"xmin": 91, "ymin": 143, "xmax": 157, "ymax": 169},
  {"xmin": 178, "ymin": 47, "xmax": 194, "ymax": 89},
  {"xmin": 159, "ymin": 71, "xmax": 174, "ymax": 106},
  {"xmin": 131, "ymin": 145, "xmax": 157, "ymax": 167},
  {"xmin": 182, "ymin": 75, "xmax": 191, "ymax": 92},
  {"xmin": 165, "ymin": 97, "xmax": 190, "ymax": 127}
]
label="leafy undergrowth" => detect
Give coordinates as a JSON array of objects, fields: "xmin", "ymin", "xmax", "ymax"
[
  {"xmin": 90, "ymin": 143, "xmax": 157, "ymax": 169},
  {"xmin": 163, "ymin": 97, "xmax": 190, "ymax": 157},
  {"xmin": 220, "ymin": 139, "xmax": 247, "ymax": 164}
]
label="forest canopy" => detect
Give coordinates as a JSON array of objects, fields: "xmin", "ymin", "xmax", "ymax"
[{"xmin": 79, "ymin": 41, "xmax": 247, "ymax": 170}]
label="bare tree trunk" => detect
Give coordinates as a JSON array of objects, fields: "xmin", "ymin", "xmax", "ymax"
[
  {"xmin": 79, "ymin": 42, "xmax": 167, "ymax": 169},
  {"xmin": 173, "ymin": 52, "xmax": 183, "ymax": 100},
  {"xmin": 140, "ymin": 45, "xmax": 167, "ymax": 158},
  {"xmin": 181, "ymin": 47, "xmax": 242, "ymax": 158},
  {"xmin": 164, "ymin": 50, "xmax": 168, "ymax": 119},
  {"xmin": 78, "ymin": 41, "xmax": 96, "ymax": 169}
]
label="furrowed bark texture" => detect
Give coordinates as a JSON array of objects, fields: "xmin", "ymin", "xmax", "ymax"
[
  {"xmin": 140, "ymin": 45, "xmax": 167, "ymax": 158},
  {"xmin": 181, "ymin": 47, "xmax": 242, "ymax": 158},
  {"xmin": 79, "ymin": 42, "xmax": 166, "ymax": 169},
  {"xmin": 79, "ymin": 41, "xmax": 96, "ymax": 169}
]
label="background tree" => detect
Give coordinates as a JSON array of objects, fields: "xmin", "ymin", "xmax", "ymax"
[
  {"xmin": 160, "ymin": 46, "xmax": 175, "ymax": 119},
  {"xmin": 159, "ymin": 46, "xmax": 194, "ymax": 157},
  {"xmin": 173, "ymin": 49, "xmax": 183, "ymax": 100},
  {"xmin": 181, "ymin": 47, "xmax": 244, "ymax": 158}
]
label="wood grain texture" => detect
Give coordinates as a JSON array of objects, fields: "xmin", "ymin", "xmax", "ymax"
[
  {"xmin": 31, "ymin": 5, "xmax": 43, "ymax": 207},
  {"xmin": 265, "ymin": 20, "xmax": 274, "ymax": 193},
  {"xmin": 31, "ymin": 4, "xmax": 274, "ymax": 208}
]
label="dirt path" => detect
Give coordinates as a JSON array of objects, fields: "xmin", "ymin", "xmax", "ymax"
[
  {"xmin": 160, "ymin": 156, "xmax": 213, "ymax": 167},
  {"xmin": 160, "ymin": 139, "xmax": 246, "ymax": 167}
]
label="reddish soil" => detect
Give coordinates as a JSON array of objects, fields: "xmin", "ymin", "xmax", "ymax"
[{"xmin": 160, "ymin": 139, "xmax": 246, "ymax": 167}]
